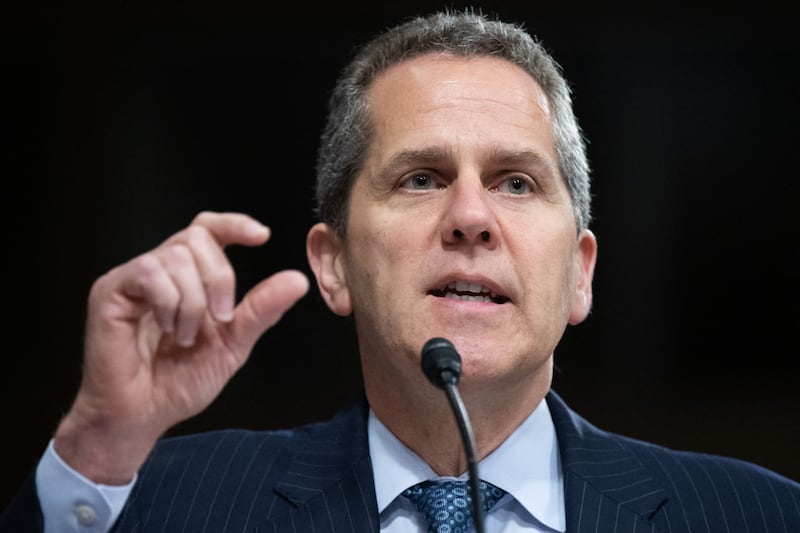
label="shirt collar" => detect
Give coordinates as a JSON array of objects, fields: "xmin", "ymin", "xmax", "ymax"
[{"xmin": 368, "ymin": 397, "xmax": 565, "ymax": 531}]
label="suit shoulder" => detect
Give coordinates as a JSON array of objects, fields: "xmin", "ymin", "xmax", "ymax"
[
  {"xmin": 608, "ymin": 429, "xmax": 800, "ymax": 496},
  {"xmin": 143, "ymin": 412, "xmax": 351, "ymax": 476},
  {"xmin": 152, "ymin": 426, "xmax": 305, "ymax": 455},
  {"xmin": 116, "ymin": 400, "xmax": 370, "ymax": 531},
  {"xmin": 133, "ymin": 427, "xmax": 311, "ymax": 496},
  {"xmin": 548, "ymin": 390, "xmax": 800, "ymax": 529},
  {"xmin": 549, "ymin": 391, "xmax": 799, "ymax": 490},
  {"xmin": 147, "ymin": 396, "xmax": 368, "ymax": 460}
]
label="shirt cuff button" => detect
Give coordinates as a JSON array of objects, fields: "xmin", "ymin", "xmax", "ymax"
[{"xmin": 74, "ymin": 504, "xmax": 97, "ymax": 526}]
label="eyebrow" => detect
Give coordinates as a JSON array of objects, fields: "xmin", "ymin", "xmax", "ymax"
[
  {"xmin": 382, "ymin": 146, "xmax": 453, "ymax": 174},
  {"xmin": 381, "ymin": 146, "xmax": 555, "ymax": 175},
  {"xmin": 488, "ymin": 147, "xmax": 550, "ymax": 168}
]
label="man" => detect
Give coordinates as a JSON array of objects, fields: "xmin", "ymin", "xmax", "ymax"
[{"xmin": 2, "ymin": 9, "xmax": 799, "ymax": 533}]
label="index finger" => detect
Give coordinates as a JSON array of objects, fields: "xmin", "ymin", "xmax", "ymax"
[{"xmin": 177, "ymin": 211, "xmax": 271, "ymax": 248}]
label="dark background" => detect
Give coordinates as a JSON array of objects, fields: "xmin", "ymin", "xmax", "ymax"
[{"xmin": 3, "ymin": 2, "xmax": 799, "ymax": 510}]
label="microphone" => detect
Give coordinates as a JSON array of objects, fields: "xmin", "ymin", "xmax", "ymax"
[{"xmin": 420, "ymin": 337, "xmax": 486, "ymax": 533}]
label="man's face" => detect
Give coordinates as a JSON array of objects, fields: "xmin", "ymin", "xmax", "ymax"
[{"xmin": 309, "ymin": 53, "xmax": 596, "ymax": 393}]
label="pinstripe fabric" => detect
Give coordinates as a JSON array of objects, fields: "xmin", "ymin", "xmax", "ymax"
[
  {"xmin": 547, "ymin": 392, "xmax": 800, "ymax": 532},
  {"xmin": 3, "ymin": 390, "xmax": 799, "ymax": 532},
  {"xmin": 110, "ymin": 397, "xmax": 379, "ymax": 533}
]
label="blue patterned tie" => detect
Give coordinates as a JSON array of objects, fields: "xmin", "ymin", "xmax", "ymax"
[{"xmin": 402, "ymin": 479, "xmax": 506, "ymax": 533}]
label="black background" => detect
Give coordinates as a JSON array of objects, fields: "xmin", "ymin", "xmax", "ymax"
[{"xmin": 3, "ymin": 2, "xmax": 799, "ymax": 510}]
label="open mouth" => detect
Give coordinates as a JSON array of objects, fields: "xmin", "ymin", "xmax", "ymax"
[{"xmin": 429, "ymin": 280, "xmax": 510, "ymax": 304}]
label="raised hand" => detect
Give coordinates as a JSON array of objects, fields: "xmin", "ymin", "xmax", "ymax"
[{"xmin": 52, "ymin": 211, "xmax": 309, "ymax": 484}]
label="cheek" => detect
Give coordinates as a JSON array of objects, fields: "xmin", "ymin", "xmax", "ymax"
[
  {"xmin": 517, "ymin": 234, "xmax": 577, "ymax": 311},
  {"xmin": 345, "ymin": 219, "xmax": 412, "ymax": 302}
]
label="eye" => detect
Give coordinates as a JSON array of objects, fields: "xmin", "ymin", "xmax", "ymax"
[
  {"xmin": 401, "ymin": 173, "xmax": 437, "ymax": 190},
  {"xmin": 495, "ymin": 176, "xmax": 533, "ymax": 195}
]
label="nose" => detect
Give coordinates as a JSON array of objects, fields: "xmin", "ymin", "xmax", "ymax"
[{"xmin": 441, "ymin": 178, "xmax": 500, "ymax": 249}]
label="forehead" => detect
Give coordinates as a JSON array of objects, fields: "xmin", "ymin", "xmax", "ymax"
[
  {"xmin": 367, "ymin": 53, "xmax": 553, "ymax": 129},
  {"xmin": 362, "ymin": 53, "xmax": 557, "ymax": 168}
]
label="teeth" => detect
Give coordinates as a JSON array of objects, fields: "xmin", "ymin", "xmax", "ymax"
[
  {"xmin": 446, "ymin": 280, "xmax": 496, "ymax": 297},
  {"xmin": 444, "ymin": 293, "xmax": 493, "ymax": 302}
]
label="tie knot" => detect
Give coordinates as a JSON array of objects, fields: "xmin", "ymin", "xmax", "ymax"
[{"xmin": 402, "ymin": 479, "xmax": 506, "ymax": 533}]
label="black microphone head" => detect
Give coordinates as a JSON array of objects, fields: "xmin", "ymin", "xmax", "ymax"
[{"xmin": 421, "ymin": 337, "xmax": 462, "ymax": 389}]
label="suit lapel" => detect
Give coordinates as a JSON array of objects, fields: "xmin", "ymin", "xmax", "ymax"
[
  {"xmin": 253, "ymin": 389, "xmax": 672, "ymax": 532},
  {"xmin": 254, "ymin": 397, "xmax": 379, "ymax": 533},
  {"xmin": 548, "ymin": 391, "xmax": 669, "ymax": 533}
]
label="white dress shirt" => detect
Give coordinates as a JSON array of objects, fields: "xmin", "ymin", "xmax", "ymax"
[{"xmin": 369, "ymin": 398, "xmax": 565, "ymax": 532}]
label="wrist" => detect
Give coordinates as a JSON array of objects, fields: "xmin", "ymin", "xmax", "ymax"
[{"xmin": 53, "ymin": 404, "xmax": 160, "ymax": 485}]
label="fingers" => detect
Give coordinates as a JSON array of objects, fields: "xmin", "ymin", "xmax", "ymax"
[
  {"xmin": 170, "ymin": 224, "xmax": 237, "ymax": 323},
  {"xmin": 114, "ymin": 243, "xmax": 219, "ymax": 347},
  {"xmin": 186, "ymin": 211, "xmax": 272, "ymax": 248},
  {"xmin": 162, "ymin": 211, "xmax": 270, "ymax": 322},
  {"xmin": 161, "ymin": 211, "xmax": 271, "ymax": 324},
  {"xmin": 112, "ymin": 212, "xmax": 286, "ymax": 346},
  {"xmin": 157, "ymin": 243, "xmax": 209, "ymax": 346}
]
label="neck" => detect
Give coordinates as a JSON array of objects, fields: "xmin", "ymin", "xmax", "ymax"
[{"xmin": 365, "ymin": 358, "xmax": 552, "ymax": 476}]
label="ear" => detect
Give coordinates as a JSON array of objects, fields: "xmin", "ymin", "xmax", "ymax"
[
  {"xmin": 568, "ymin": 229, "xmax": 598, "ymax": 325},
  {"xmin": 306, "ymin": 222, "xmax": 352, "ymax": 316}
]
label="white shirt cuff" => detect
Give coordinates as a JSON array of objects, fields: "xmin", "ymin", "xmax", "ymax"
[{"xmin": 35, "ymin": 439, "xmax": 136, "ymax": 533}]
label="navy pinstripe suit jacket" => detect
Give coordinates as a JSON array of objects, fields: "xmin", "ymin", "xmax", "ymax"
[{"xmin": 3, "ymin": 390, "xmax": 799, "ymax": 532}]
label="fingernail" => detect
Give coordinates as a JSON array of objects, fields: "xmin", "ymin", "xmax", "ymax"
[
  {"xmin": 213, "ymin": 295, "xmax": 234, "ymax": 322},
  {"xmin": 177, "ymin": 333, "xmax": 195, "ymax": 347}
]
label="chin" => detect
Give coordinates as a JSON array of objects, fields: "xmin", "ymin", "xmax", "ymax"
[
  {"xmin": 446, "ymin": 333, "xmax": 514, "ymax": 360},
  {"xmin": 457, "ymin": 347, "xmax": 514, "ymax": 377},
  {"xmin": 462, "ymin": 343, "xmax": 551, "ymax": 380}
]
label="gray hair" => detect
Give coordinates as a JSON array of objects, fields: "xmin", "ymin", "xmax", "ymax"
[{"xmin": 314, "ymin": 9, "xmax": 592, "ymax": 235}]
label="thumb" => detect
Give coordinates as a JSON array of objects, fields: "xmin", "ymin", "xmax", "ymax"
[{"xmin": 228, "ymin": 269, "xmax": 310, "ymax": 352}]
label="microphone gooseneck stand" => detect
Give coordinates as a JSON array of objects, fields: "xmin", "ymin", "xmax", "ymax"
[{"xmin": 420, "ymin": 337, "xmax": 486, "ymax": 533}]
